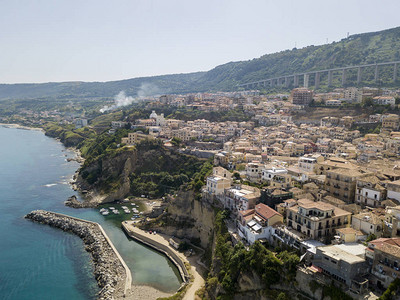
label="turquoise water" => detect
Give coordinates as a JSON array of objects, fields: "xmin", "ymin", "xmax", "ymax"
[{"xmin": 0, "ymin": 126, "xmax": 181, "ymax": 300}]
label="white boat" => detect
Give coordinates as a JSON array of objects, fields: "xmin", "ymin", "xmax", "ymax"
[
  {"xmin": 109, "ymin": 207, "xmax": 115, "ymax": 210},
  {"xmin": 121, "ymin": 206, "xmax": 128, "ymax": 210},
  {"xmin": 101, "ymin": 211, "xmax": 110, "ymax": 216},
  {"xmin": 113, "ymin": 209, "xmax": 119, "ymax": 214},
  {"xmin": 124, "ymin": 209, "xmax": 130, "ymax": 214},
  {"xmin": 99, "ymin": 208, "xmax": 106, "ymax": 212}
]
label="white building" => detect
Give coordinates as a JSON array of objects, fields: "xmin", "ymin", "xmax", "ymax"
[
  {"xmin": 238, "ymin": 203, "xmax": 283, "ymax": 244},
  {"xmin": 261, "ymin": 167, "xmax": 287, "ymax": 182},
  {"xmin": 298, "ymin": 154, "xmax": 323, "ymax": 173},
  {"xmin": 205, "ymin": 167, "xmax": 232, "ymax": 198}
]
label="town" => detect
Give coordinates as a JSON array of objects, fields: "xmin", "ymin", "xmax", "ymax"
[{"xmin": 4, "ymin": 84, "xmax": 400, "ymax": 299}]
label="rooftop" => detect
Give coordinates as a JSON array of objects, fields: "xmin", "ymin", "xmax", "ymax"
[{"xmin": 318, "ymin": 245, "xmax": 365, "ymax": 264}]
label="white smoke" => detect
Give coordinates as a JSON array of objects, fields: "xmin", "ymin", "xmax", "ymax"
[
  {"xmin": 99, "ymin": 83, "xmax": 161, "ymax": 113},
  {"xmin": 100, "ymin": 91, "xmax": 136, "ymax": 113},
  {"xmin": 137, "ymin": 82, "xmax": 161, "ymax": 98}
]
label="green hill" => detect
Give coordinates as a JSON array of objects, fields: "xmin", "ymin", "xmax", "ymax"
[{"xmin": 1, "ymin": 26, "xmax": 400, "ymax": 100}]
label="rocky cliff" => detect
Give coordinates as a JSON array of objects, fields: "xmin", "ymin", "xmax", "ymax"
[{"xmin": 147, "ymin": 190, "xmax": 216, "ymax": 249}]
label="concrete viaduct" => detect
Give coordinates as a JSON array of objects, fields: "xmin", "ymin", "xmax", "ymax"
[{"xmin": 238, "ymin": 60, "xmax": 400, "ymax": 90}]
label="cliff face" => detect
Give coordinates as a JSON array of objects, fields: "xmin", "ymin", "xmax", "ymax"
[
  {"xmin": 75, "ymin": 149, "xmax": 137, "ymax": 204},
  {"xmin": 154, "ymin": 190, "xmax": 216, "ymax": 248}
]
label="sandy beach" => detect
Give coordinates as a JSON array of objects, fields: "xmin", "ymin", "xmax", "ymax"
[
  {"xmin": 124, "ymin": 284, "xmax": 173, "ymax": 300},
  {"xmin": 0, "ymin": 123, "xmax": 44, "ymax": 132}
]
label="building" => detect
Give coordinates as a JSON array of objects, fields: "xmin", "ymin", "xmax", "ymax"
[
  {"xmin": 355, "ymin": 176, "xmax": 386, "ymax": 207},
  {"xmin": 372, "ymin": 96, "xmax": 396, "ymax": 107},
  {"xmin": 223, "ymin": 185, "xmax": 260, "ymax": 214},
  {"xmin": 204, "ymin": 167, "xmax": 232, "ymax": 199},
  {"xmin": 366, "ymin": 238, "xmax": 400, "ymax": 289},
  {"xmin": 261, "ymin": 167, "xmax": 287, "ymax": 182},
  {"xmin": 324, "ymin": 168, "xmax": 371, "ymax": 203},
  {"xmin": 334, "ymin": 227, "xmax": 366, "ymax": 243},
  {"xmin": 238, "ymin": 203, "xmax": 283, "ymax": 244},
  {"xmin": 352, "ymin": 212, "xmax": 384, "ymax": 238},
  {"xmin": 382, "ymin": 114, "xmax": 400, "ymax": 132},
  {"xmin": 75, "ymin": 118, "xmax": 88, "ymax": 129},
  {"xmin": 121, "ymin": 132, "xmax": 154, "ymax": 145},
  {"xmin": 291, "ymin": 88, "xmax": 313, "ymax": 106},
  {"xmin": 298, "ymin": 154, "xmax": 324, "ymax": 173},
  {"xmin": 245, "ymin": 162, "xmax": 263, "ymax": 182},
  {"xmin": 387, "ymin": 180, "xmax": 400, "ymax": 202},
  {"xmin": 286, "ymin": 199, "xmax": 351, "ymax": 240},
  {"xmin": 312, "ymin": 245, "xmax": 368, "ymax": 290}
]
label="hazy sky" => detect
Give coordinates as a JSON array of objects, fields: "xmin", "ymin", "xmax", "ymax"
[{"xmin": 1, "ymin": 0, "xmax": 399, "ymax": 84}]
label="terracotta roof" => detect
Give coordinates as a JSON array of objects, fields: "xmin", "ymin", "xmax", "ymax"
[
  {"xmin": 255, "ymin": 203, "xmax": 282, "ymax": 220},
  {"xmin": 370, "ymin": 238, "xmax": 400, "ymax": 258}
]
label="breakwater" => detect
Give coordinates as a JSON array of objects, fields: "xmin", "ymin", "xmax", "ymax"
[{"xmin": 25, "ymin": 210, "xmax": 132, "ymax": 300}]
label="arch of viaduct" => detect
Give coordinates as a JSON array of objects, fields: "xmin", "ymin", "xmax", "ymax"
[{"xmin": 239, "ymin": 61, "xmax": 400, "ymax": 90}]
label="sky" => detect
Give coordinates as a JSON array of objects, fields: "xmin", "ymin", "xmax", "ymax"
[{"xmin": 1, "ymin": 0, "xmax": 400, "ymax": 84}]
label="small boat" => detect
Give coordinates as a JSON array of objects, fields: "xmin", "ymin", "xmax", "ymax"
[
  {"xmin": 124, "ymin": 209, "xmax": 130, "ymax": 214},
  {"xmin": 109, "ymin": 207, "xmax": 115, "ymax": 210},
  {"xmin": 99, "ymin": 208, "xmax": 106, "ymax": 212},
  {"xmin": 101, "ymin": 210, "xmax": 110, "ymax": 216},
  {"xmin": 113, "ymin": 209, "xmax": 119, "ymax": 215},
  {"xmin": 121, "ymin": 206, "xmax": 128, "ymax": 210}
]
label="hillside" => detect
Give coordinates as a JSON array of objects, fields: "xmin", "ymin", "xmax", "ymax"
[{"xmin": 1, "ymin": 26, "xmax": 400, "ymax": 100}]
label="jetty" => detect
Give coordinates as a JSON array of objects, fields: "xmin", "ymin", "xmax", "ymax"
[{"xmin": 25, "ymin": 210, "xmax": 132, "ymax": 300}]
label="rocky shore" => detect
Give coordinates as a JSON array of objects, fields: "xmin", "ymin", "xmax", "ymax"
[{"xmin": 25, "ymin": 210, "xmax": 127, "ymax": 300}]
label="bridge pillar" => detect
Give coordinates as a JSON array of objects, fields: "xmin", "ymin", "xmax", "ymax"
[
  {"xmin": 328, "ymin": 70, "xmax": 333, "ymax": 86},
  {"xmin": 294, "ymin": 75, "xmax": 299, "ymax": 87},
  {"xmin": 375, "ymin": 64, "xmax": 379, "ymax": 83},
  {"xmin": 357, "ymin": 67, "xmax": 362, "ymax": 84},
  {"xmin": 394, "ymin": 63, "xmax": 398, "ymax": 82},
  {"xmin": 341, "ymin": 69, "xmax": 346, "ymax": 85},
  {"xmin": 315, "ymin": 72, "xmax": 320, "ymax": 89},
  {"xmin": 285, "ymin": 76, "xmax": 289, "ymax": 88},
  {"xmin": 304, "ymin": 74, "xmax": 309, "ymax": 88}
]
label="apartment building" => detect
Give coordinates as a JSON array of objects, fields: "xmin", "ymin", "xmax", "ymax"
[
  {"xmin": 366, "ymin": 238, "xmax": 400, "ymax": 289},
  {"xmin": 298, "ymin": 154, "xmax": 324, "ymax": 173},
  {"xmin": 355, "ymin": 176, "xmax": 386, "ymax": 207},
  {"xmin": 291, "ymin": 88, "xmax": 313, "ymax": 106},
  {"xmin": 324, "ymin": 168, "xmax": 372, "ymax": 203},
  {"xmin": 223, "ymin": 185, "xmax": 260, "ymax": 214},
  {"xmin": 121, "ymin": 132, "xmax": 154, "ymax": 145},
  {"xmin": 286, "ymin": 199, "xmax": 351, "ymax": 239},
  {"xmin": 204, "ymin": 167, "xmax": 232, "ymax": 199}
]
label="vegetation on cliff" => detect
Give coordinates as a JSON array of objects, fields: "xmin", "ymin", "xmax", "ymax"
[{"xmin": 204, "ymin": 210, "xmax": 299, "ymax": 299}]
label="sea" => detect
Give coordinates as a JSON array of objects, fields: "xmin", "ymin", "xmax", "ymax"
[{"xmin": 0, "ymin": 126, "xmax": 181, "ymax": 300}]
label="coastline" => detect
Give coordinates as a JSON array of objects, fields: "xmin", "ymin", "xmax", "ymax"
[
  {"xmin": 3, "ymin": 123, "xmax": 187, "ymax": 297},
  {"xmin": 0, "ymin": 122, "xmax": 44, "ymax": 132}
]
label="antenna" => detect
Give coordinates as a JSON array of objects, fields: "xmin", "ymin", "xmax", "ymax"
[{"xmin": 347, "ymin": 32, "xmax": 349, "ymax": 38}]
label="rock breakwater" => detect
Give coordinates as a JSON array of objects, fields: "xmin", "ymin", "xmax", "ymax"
[{"xmin": 25, "ymin": 210, "xmax": 127, "ymax": 300}]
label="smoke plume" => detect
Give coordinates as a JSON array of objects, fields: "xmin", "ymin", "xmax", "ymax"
[{"xmin": 100, "ymin": 91, "xmax": 136, "ymax": 113}]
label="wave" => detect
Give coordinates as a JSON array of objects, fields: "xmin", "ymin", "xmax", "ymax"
[{"xmin": 43, "ymin": 183, "xmax": 57, "ymax": 187}]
